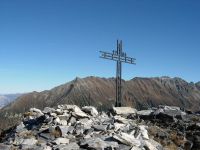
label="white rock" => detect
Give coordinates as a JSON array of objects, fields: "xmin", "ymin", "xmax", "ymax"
[
  {"xmin": 114, "ymin": 123, "xmax": 126, "ymax": 131},
  {"xmin": 78, "ymin": 118, "xmax": 93, "ymax": 130},
  {"xmin": 113, "ymin": 132, "xmax": 141, "ymax": 147},
  {"xmin": 16, "ymin": 122, "xmax": 25, "ymax": 133},
  {"xmin": 50, "ymin": 113, "xmax": 57, "ymax": 118},
  {"xmin": 55, "ymin": 126, "xmax": 74, "ymax": 137},
  {"xmin": 82, "ymin": 106, "xmax": 98, "ymax": 116},
  {"xmin": 139, "ymin": 125, "xmax": 149, "ymax": 140},
  {"xmin": 144, "ymin": 139, "xmax": 163, "ymax": 150},
  {"xmin": 112, "ymin": 107, "xmax": 137, "ymax": 115},
  {"xmin": 43, "ymin": 107, "xmax": 55, "ymax": 114},
  {"xmin": 55, "ymin": 109, "xmax": 63, "ymax": 115},
  {"xmin": 114, "ymin": 115, "xmax": 129, "ymax": 124},
  {"xmin": 59, "ymin": 120, "xmax": 68, "ymax": 126},
  {"xmin": 22, "ymin": 138, "xmax": 38, "ymax": 145},
  {"xmin": 43, "ymin": 146, "xmax": 52, "ymax": 150},
  {"xmin": 30, "ymin": 108, "xmax": 43, "ymax": 116},
  {"xmin": 54, "ymin": 117, "xmax": 61, "ymax": 124},
  {"xmin": 137, "ymin": 110, "xmax": 154, "ymax": 116},
  {"xmin": 64, "ymin": 105, "xmax": 89, "ymax": 118},
  {"xmin": 130, "ymin": 146, "xmax": 143, "ymax": 150},
  {"xmin": 52, "ymin": 138, "xmax": 69, "ymax": 145}
]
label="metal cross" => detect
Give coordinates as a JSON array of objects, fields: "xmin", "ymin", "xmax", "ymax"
[{"xmin": 100, "ymin": 40, "xmax": 136, "ymax": 107}]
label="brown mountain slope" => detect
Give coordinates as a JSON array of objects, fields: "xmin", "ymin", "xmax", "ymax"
[
  {"xmin": 196, "ymin": 82, "xmax": 200, "ymax": 90},
  {"xmin": 0, "ymin": 76, "xmax": 200, "ymax": 131}
]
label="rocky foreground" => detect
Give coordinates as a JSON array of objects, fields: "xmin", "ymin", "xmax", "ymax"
[{"xmin": 0, "ymin": 104, "xmax": 200, "ymax": 150}]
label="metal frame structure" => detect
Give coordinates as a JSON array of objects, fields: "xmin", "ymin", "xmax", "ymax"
[{"xmin": 100, "ymin": 40, "xmax": 136, "ymax": 107}]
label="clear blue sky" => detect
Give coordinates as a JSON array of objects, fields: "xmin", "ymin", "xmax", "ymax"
[{"xmin": 0, "ymin": 0, "xmax": 200, "ymax": 93}]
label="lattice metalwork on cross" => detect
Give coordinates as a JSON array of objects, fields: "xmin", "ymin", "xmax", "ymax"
[{"xmin": 100, "ymin": 40, "xmax": 136, "ymax": 107}]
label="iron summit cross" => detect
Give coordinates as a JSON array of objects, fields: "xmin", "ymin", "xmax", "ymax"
[{"xmin": 100, "ymin": 40, "xmax": 136, "ymax": 107}]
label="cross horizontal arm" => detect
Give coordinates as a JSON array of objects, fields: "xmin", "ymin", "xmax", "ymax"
[{"xmin": 99, "ymin": 51, "xmax": 136, "ymax": 64}]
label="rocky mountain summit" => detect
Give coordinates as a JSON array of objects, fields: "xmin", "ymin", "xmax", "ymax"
[{"xmin": 1, "ymin": 104, "xmax": 200, "ymax": 150}]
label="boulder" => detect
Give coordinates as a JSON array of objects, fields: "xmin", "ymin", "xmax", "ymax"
[
  {"xmin": 55, "ymin": 126, "xmax": 74, "ymax": 137},
  {"xmin": 30, "ymin": 108, "xmax": 44, "ymax": 117},
  {"xmin": 68, "ymin": 116, "xmax": 76, "ymax": 126},
  {"xmin": 43, "ymin": 107, "xmax": 55, "ymax": 114},
  {"xmin": 82, "ymin": 106, "xmax": 98, "ymax": 116},
  {"xmin": 63, "ymin": 105, "xmax": 88, "ymax": 118},
  {"xmin": 78, "ymin": 118, "xmax": 93, "ymax": 130},
  {"xmin": 113, "ymin": 132, "xmax": 141, "ymax": 147}
]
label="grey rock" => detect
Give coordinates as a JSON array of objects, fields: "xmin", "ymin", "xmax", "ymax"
[
  {"xmin": 144, "ymin": 139, "xmax": 163, "ymax": 150},
  {"xmin": 54, "ymin": 142, "xmax": 79, "ymax": 150},
  {"xmin": 39, "ymin": 132, "xmax": 55, "ymax": 140},
  {"xmin": 0, "ymin": 144, "xmax": 11, "ymax": 150},
  {"xmin": 116, "ymin": 144, "xmax": 132, "ymax": 150},
  {"xmin": 55, "ymin": 108, "xmax": 64, "ymax": 115},
  {"xmin": 137, "ymin": 110, "xmax": 154, "ymax": 116},
  {"xmin": 30, "ymin": 108, "xmax": 44, "ymax": 117},
  {"xmin": 52, "ymin": 137, "xmax": 69, "ymax": 145},
  {"xmin": 13, "ymin": 137, "xmax": 24, "ymax": 146},
  {"xmin": 68, "ymin": 116, "xmax": 76, "ymax": 126},
  {"xmin": 114, "ymin": 115, "xmax": 129, "ymax": 124},
  {"xmin": 82, "ymin": 106, "xmax": 98, "ymax": 116},
  {"xmin": 113, "ymin": 132, "xmax": 141, "ymax": 147},
  {"xmin": 80, "ymin": 137, "xmax": 118, "ymax": 150},
  {"xmin": 78, "ymin": 118, "xmax": 93, "ymax": 130},
  {"xmin": 16, "ymin": 122, "xmax": 26, "ymax": 133},
  {"xmin": 93, "ymin": 124, "xmax": 107, "ymax": 131},
  {"xmin": 21, "ymin": 137, "xmax": 38, "ymax": 145},
  {"xmin": 44, "ymin": 115, "xmax": 53, "ymax": 124},
  {"xmin": 58, "ymin": 114, "xmax": 71, "ymax": 121},
  {"xmin": 55, "ymin": 126, "xmax": 74, "ymax": 137},
  {"xmin": 139, "ymin": 125, "xmax": 149, "ymax": 140},
  {"xmin": 63, "ymin": 105, "xmax": 89, "ymax": 118},
  {"xmin": 43, "ymin": 107, "xmax": 56, "ymax": 114},
  {"xmin": 112, "ymin": 107, "xmax": 137, "ymax": 115}
]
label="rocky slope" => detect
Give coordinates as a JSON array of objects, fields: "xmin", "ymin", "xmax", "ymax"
[
  {"xmin": 0, "ymin": 76, "xmax": 200, "ymax": 132},
  {"xmin": 1, "ymin": 104, "xmax": 200, "ymax": 150}
]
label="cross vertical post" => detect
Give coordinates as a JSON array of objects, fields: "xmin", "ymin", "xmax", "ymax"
[{"xmin": 100, "ymin": 40, "xmax": 136, "ymax": 107}]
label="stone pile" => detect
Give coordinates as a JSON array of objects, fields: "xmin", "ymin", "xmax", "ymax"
[
  {"xmin": 0, "ymin": 105, "xmax": 163, "ymax": 150},
  {"xmin": 137, "ymin": 105, "xmax": 200, "ymax": 150}
]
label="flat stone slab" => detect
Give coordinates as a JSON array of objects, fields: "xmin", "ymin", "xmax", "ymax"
[
  {"xmin": 82, "ymin": 106, "xmax": 98, "ymax": 116},
  {"xmin": 52, "ymin": 137, "xmax": 69, "ymax": 145},
  {"xmin": 112, "ymin": 107, "xmax": 137, "ymax": 115}
]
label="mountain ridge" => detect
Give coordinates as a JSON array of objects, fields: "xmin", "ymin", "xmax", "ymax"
[{"xmin": 1, "ymin": 76, "xmax": 200, "ymax": 132}]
